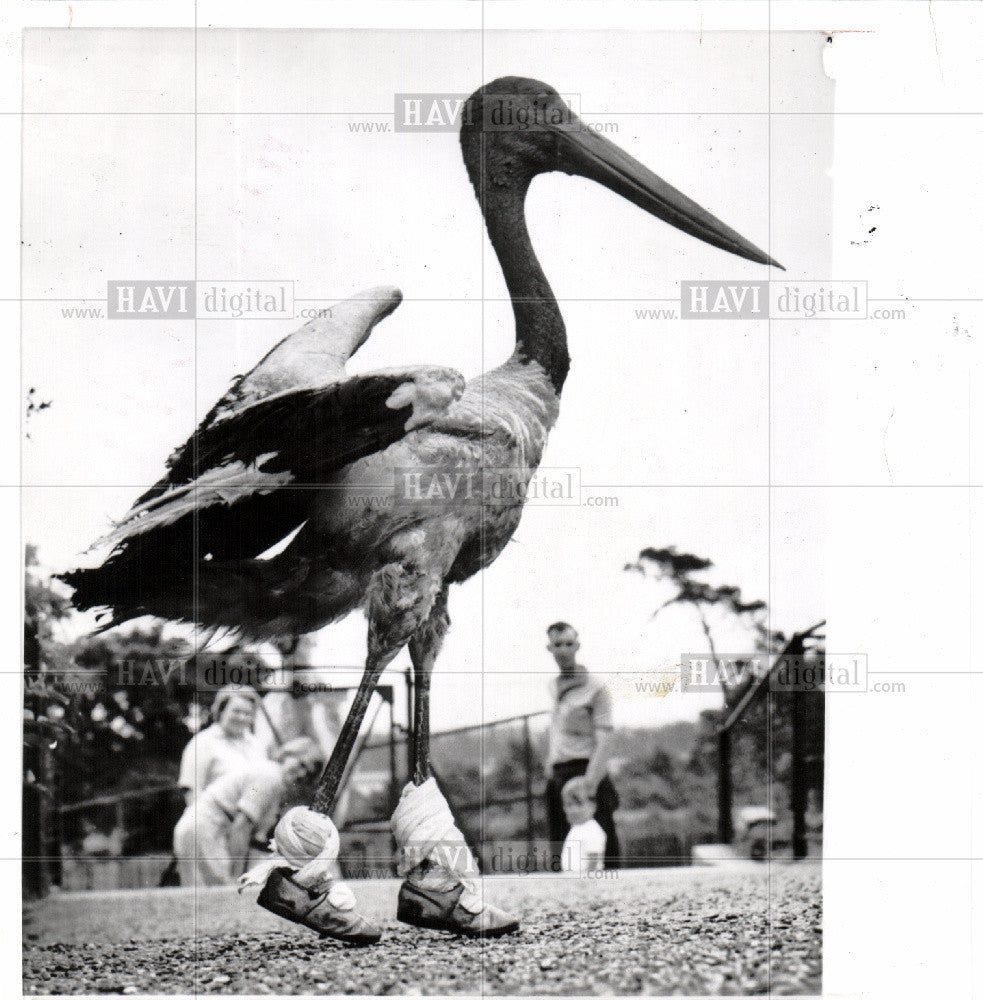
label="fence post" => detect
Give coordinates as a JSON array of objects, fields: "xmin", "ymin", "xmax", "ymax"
[
  {"xmin": 387, "ymin": 693, "xmax": 398, "ymax": 814},
  {"xmin": 387, "ymin": 692, "xmax": 399, "ymax": 875},
  {"xmin": 717, "ymin": 726, "xmax": 733, "ymax": 844},
  {"xmin": 404, "ymin": 667, "xmax": 414, "ymax": 787},
  {"xmin": 522, "ymin": 716, "xmax": 535, "ymax": 863},
  {"xmin": 789, "ymin": 633, "xmax": 808, "ymax": 859}
]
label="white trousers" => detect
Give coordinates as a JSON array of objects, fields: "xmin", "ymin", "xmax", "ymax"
[{"xmin": 173, "ymin": 802, "xmax": 234, "ymax": 887}]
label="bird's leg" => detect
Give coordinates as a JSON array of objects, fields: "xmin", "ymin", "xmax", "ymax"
[
  {"xmin": 388, "ymin": 586, "xmax": 519, "ymax": 935},
  {"xmin": 408, "ymin": 656, "xmax": 431, "ymax": 786},
  {"xmin": 257, "ymin": 629, "xmax": 394, "ymax": 946},
  {"xmin": 395, "ymin": 584, "xmax": 519, "ymax": 936},
  {"xmin": 408, "ymin": 588, "xmax": 450, "ymax": 786},
  {"xmin": 257, "ymin": 568, "xmax": 442, "ymax": 949},
  {"xmin": 310, "ymin": 650, "xmax": 394, "ymax": 815},
  {"xmin": 311, "ymin": 565, "xmax": 443, "ymax": 816}
]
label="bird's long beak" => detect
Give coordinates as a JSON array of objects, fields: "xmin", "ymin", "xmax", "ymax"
[{"xmin": 556, "ymin": 124, "xmax": 783, "ymax": 269}]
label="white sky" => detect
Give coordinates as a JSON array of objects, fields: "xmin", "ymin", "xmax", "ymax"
[{"xmin": 22, "ymin": 28, "xmax": 831, "ymax": 731}]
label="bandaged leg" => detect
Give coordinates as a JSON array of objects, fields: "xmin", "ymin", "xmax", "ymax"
[
  {"xmin": 239, "ymin": 806, "xmax": 381, "ymax": 945},
  {"xmin": 392, "ymin": 777, "xmax": 479, "ymax": 885},
  {"xmin": 391, "ymin": 779, "xmax": 519, "ymax": 936}
]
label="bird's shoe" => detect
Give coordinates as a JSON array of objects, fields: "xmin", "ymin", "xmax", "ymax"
[
  {"xmin": 257, "ymin": 867, "xmax": 382, "ymax": 946},
  {"xmin": 396, "ymin": 877, "xmax": 520, "ymax": 938}
]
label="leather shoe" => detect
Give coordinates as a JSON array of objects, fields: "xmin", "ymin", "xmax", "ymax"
[
  {"xmin": 257, "ymin": 867, "xmax": 382, "ymax": 946},
  {"xmin": 396, "ymin": 878, "xmax": 519, "ymax": 938}
]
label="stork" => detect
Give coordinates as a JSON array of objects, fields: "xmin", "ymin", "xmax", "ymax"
[{"xmin": 63, "ymin": 77, "xmax": 781, "ymax": 940}]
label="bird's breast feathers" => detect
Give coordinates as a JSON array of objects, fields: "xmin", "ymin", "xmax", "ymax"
[{"xmin": 435, "ymin": 357, "xmax": 560, "ymax": 462}]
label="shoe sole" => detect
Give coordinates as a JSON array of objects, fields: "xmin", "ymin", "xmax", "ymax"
[{"xmin": 397, "ymin": 908, "xmax": 520, "ymax": 938}]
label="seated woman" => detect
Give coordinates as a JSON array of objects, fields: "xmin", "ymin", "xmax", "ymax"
[
  {"xmin": 178, "ymin": 683, "xmax": 269, "ymax": 805},
  {"xmin": 173, "ymin": 738, "xmax": 322, "ymax": 887}
]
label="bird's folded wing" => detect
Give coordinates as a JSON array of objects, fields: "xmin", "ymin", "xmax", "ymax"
[{"xmin": 98, "ymin": 365, "xmax": 465, "ymax": 555}]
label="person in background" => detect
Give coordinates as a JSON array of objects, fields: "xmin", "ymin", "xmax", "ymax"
[
  {"xmin": 560, "ymin": 779, "xmax": 606, "ymax": 873},
  {"xmin": 254, "ymin": 635, "xmax": 342, "ymax": 762},
  {"xmin": 178, "ymin": 683, "xmax": 269, "ymax": 806},
  {"xmin": 173, "ymin": 738, "xmax": 322, "ymax": 887},
  {"xmin": 254, "ymin": 635, "xmax": 354, "ymax": 826},
  {"xmin": 543, "ymin": 622, "xmax": 621, "ymax": 869}
]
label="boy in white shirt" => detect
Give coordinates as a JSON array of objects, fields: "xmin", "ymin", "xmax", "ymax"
[{"xmin": 560, "ymin": 779, "xmax": 606, "ymax": 874}]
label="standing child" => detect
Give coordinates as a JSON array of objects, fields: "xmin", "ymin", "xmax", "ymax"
[{"xmin": 560, "ymin": 779, "xmax": 606, "ymax": 873}]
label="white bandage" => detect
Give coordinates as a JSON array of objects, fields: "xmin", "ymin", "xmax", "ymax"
[
  {"xmin": 238, "ymin": 806, "xmax": 351, "ymax": 907},
  {"xmin": 273, "ymin": 806, "xmax": 341, "ymax": 875},
  {"xmin": 390, "ymin": 778, "xmax": 478, "ymax": 879}
]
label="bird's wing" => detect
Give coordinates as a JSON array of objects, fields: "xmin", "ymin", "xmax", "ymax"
[
  {"xmin": 61, "ymin": 281, "xmax": 468, "ymax": 624},
  {"xmin": 194, "ymin": 285, "xmax": 404, "ymax": 434},
  {"xmin": 98, "ymin": 365, "xmax": 465, "ymax": 558},
  {"xmin": 63, "ymin": 363, "xmax": 463, "ymax": 623}
]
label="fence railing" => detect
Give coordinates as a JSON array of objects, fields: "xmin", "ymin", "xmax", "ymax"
[
  {"xmin": 36, "ymin": 709, "xmax": 554, "ymax": 886},
  {"xmin": 716, "ymin": 622, "xmax": 826, "ymax": 857},
  {"xmin": 353, "ymin": 710, "xmax": 551, "ymax": 871}
]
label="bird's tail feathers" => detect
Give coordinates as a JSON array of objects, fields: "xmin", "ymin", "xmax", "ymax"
[{"xmin": 60, "ymin": 554, "xmax": 358, "ymax": 641}]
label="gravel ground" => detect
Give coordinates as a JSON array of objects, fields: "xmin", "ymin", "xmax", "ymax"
[{"xmin": 24, "ymin": 865, "xmax": 821, "ymax": 996}]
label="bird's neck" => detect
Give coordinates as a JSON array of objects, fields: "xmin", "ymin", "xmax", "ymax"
[{"xmin": 476, "ymin": 169, "xmax": 570, "ymax": 395}]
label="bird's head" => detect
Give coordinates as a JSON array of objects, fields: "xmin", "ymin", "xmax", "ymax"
[{"xmin": 461, "ymin": 76, "xmax": 782, "ymax": 269}]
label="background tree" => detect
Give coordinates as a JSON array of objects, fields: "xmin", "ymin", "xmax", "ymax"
[
  {"xmin": 625, "ymin": 545, "xmax": 824, "ymax": 849},
  {"xmin": 625, "ymin": 546, "xmax": 774, "ymax": 701},
  {"xmin": 24, "ymin": 558, "xmax": 276, "ymax": 884},
  {"xmin": 24, "ymin": 544, "xmax": 74, "ymax": 895}
]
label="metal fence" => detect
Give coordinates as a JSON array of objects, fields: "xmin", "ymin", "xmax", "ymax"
[
  {"xmin": 54, "ymin": 784, "xmax": 184, "ymax": 890},
  {"xmin": 341, "ymin": 710, "xmax": 552, "ymax": 875},
  {"xmin": 37, "ymin": 706, "xmax": 554, "ymax": 888},
  {"xmin": 716, "ymin": 623, "xmax": 826, "ymax": 859}
]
